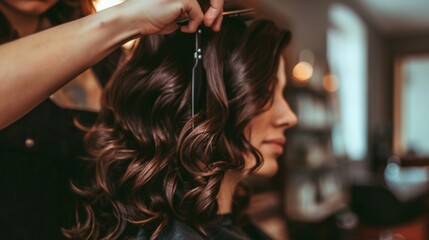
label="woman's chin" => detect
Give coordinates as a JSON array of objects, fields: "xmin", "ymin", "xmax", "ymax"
[{"xmin": 254, "ymin": 159, "xmax": 279, "ymax": 177}]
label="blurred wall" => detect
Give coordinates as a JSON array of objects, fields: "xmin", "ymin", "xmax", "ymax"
[{"xmin": 273, "ymin": 0, "xmax": 390, "ymax": 173}]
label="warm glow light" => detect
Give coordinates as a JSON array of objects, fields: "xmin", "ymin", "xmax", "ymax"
[
  {"xmin": 95, "ymin": 0, "xmax": 124, "ymax": 11},
  {"xmin": 322, "ymin": 73, "xmax": 339, "ymax": 93},
  {"xmin": 292, "ymin": 61, "xmax": 313, "ymax": 84}
]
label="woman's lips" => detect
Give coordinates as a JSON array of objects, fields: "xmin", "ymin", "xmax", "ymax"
[{"xmin": 262, "ymin": 138, "xmax": 286, "ymax": 154}]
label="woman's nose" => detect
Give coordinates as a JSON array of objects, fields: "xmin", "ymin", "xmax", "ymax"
[{"xmin": 274, "ymin": 97, "xmax": 298, "ymax": 129}]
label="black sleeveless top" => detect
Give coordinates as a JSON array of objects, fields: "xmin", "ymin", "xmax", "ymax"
[{"xmin": 136, "ymin": 215, "xmax": 273, "ymax": 240}]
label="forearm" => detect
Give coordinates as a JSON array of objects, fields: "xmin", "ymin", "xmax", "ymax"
[
  {"xmin": 0, "ymin": 5, "xmax": 138, "ymax": 129},
  {"xmin": 0, "ymin": 0, "xmax": 223, "ymax": 129}
]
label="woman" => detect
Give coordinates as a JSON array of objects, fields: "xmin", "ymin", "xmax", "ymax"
[{"xmin": 68, "ymin": 16, "xmax": 297, "ymax": 239}]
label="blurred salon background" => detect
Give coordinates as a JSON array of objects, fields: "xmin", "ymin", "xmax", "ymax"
[{"xmin": 99, "ymin": 0, "xmax": 429, "ymax": 239}]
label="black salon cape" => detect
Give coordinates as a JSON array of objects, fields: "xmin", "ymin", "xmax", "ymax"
[
  {"xmin": 137, "ymin": 215, "xmax": 273, "ymax": 240},
  {"xmin": 0, "ymin": 51, "xmax": 120, "ymax": 240}
]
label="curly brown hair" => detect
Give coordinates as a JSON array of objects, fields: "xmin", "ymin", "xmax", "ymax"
[
  {"xmin": 0, "ymin": 0, "xmax": 95, "ymax": 43},
  {"xmin": 65, "ymin": 18, "xmax": 291, "ymax": 239}
]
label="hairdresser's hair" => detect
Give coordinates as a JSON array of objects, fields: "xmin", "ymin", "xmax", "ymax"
[
  {"xmin": 0, "ymin": 0, "xmax": 95, "ymax": 43},
  {"xmin": 66, "ymin": 18, "xmax": 290, "ymax": 239}
]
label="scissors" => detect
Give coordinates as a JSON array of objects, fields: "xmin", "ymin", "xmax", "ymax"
[{"xmin": 191, "ymin": 27, "xmax": 203, "ymax": 121}]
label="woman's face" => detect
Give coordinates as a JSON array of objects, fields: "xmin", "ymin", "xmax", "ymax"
[
  {"xmin": 0, "ymin": 0, "xmax": 58, "ymax": 16},
  {"xmin": 245, "ymin": 57, "xmax": 298, "ymax": 177}
]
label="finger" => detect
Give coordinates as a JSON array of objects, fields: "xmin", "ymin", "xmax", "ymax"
[
  {"xmin": 180, "ymin": 0, "xmax": 204, "ymax": 33},
  {"xmin": 204, "ymin": 0, "xmax": 223, "ymax": 27},
  {"xmin": 160, "ymin": 23, "xmax": 180, "ymax": 35},
  {"xmin": 211, "ymin": 8, "xmax": 223, "ymax": 32}
]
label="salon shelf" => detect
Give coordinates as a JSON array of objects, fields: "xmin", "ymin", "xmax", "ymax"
[
  {"xmin": 400, "ymin": 156, "xmax": 429, "ymax": 167},
  {"xmin": 288, "ymin": 126, "xmax": 332, "ymax": 136},
  {"xmin": 285, "ymin": 164, "xmax": 339, "ymax": 175},
  {"xmin": 285, "ymin": 85, "xmax": 331, "ymax": 100}
]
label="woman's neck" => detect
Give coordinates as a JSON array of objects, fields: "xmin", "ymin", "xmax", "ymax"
[
  {"xmin": 0, "ymin": 4, "xmax": 41, "ymax": 37},
  {"xmin": 217, "ymin": 171, "xmax": 242, "ymax": 214}
]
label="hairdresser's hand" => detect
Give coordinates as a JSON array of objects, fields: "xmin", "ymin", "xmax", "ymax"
[
  {"xmin": 204, "ymin": 0, "xmax": 224, "ymax": 31},
  {"xmin": 118, "ymin": 0, "xmax": 204, "ymax": 35}
]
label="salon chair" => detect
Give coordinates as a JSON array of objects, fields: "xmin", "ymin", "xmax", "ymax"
[{"xmin": 350, "ymin": 160, "xmax": 429, "ymax": 240}]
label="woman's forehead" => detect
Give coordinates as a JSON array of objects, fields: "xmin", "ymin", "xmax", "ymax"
[{"xmin": 277, "ymin": 57, "xmax": 287, "ymax": 87}]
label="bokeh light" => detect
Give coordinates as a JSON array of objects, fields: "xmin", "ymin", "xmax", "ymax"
[
  {"xmin": 322, "ymin": 73, "xmax": 339, "ymax": 93},
  {"xmin": 292, "ymin": 61, "xmax": 313, "ymax": 85}
]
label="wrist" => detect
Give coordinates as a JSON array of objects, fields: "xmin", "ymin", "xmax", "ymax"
[{"xmin": 93, "ymin": 4, "xmax": 142, "ymax": 47}]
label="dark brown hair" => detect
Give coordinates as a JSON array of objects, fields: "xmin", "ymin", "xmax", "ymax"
[
  {"xmin": 0, "ymin": 0, "xmax": 95, "ymax": 43},
  {"xmin": 66, "ymin": 18, "xmax": 290, "ymax": 239}
]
